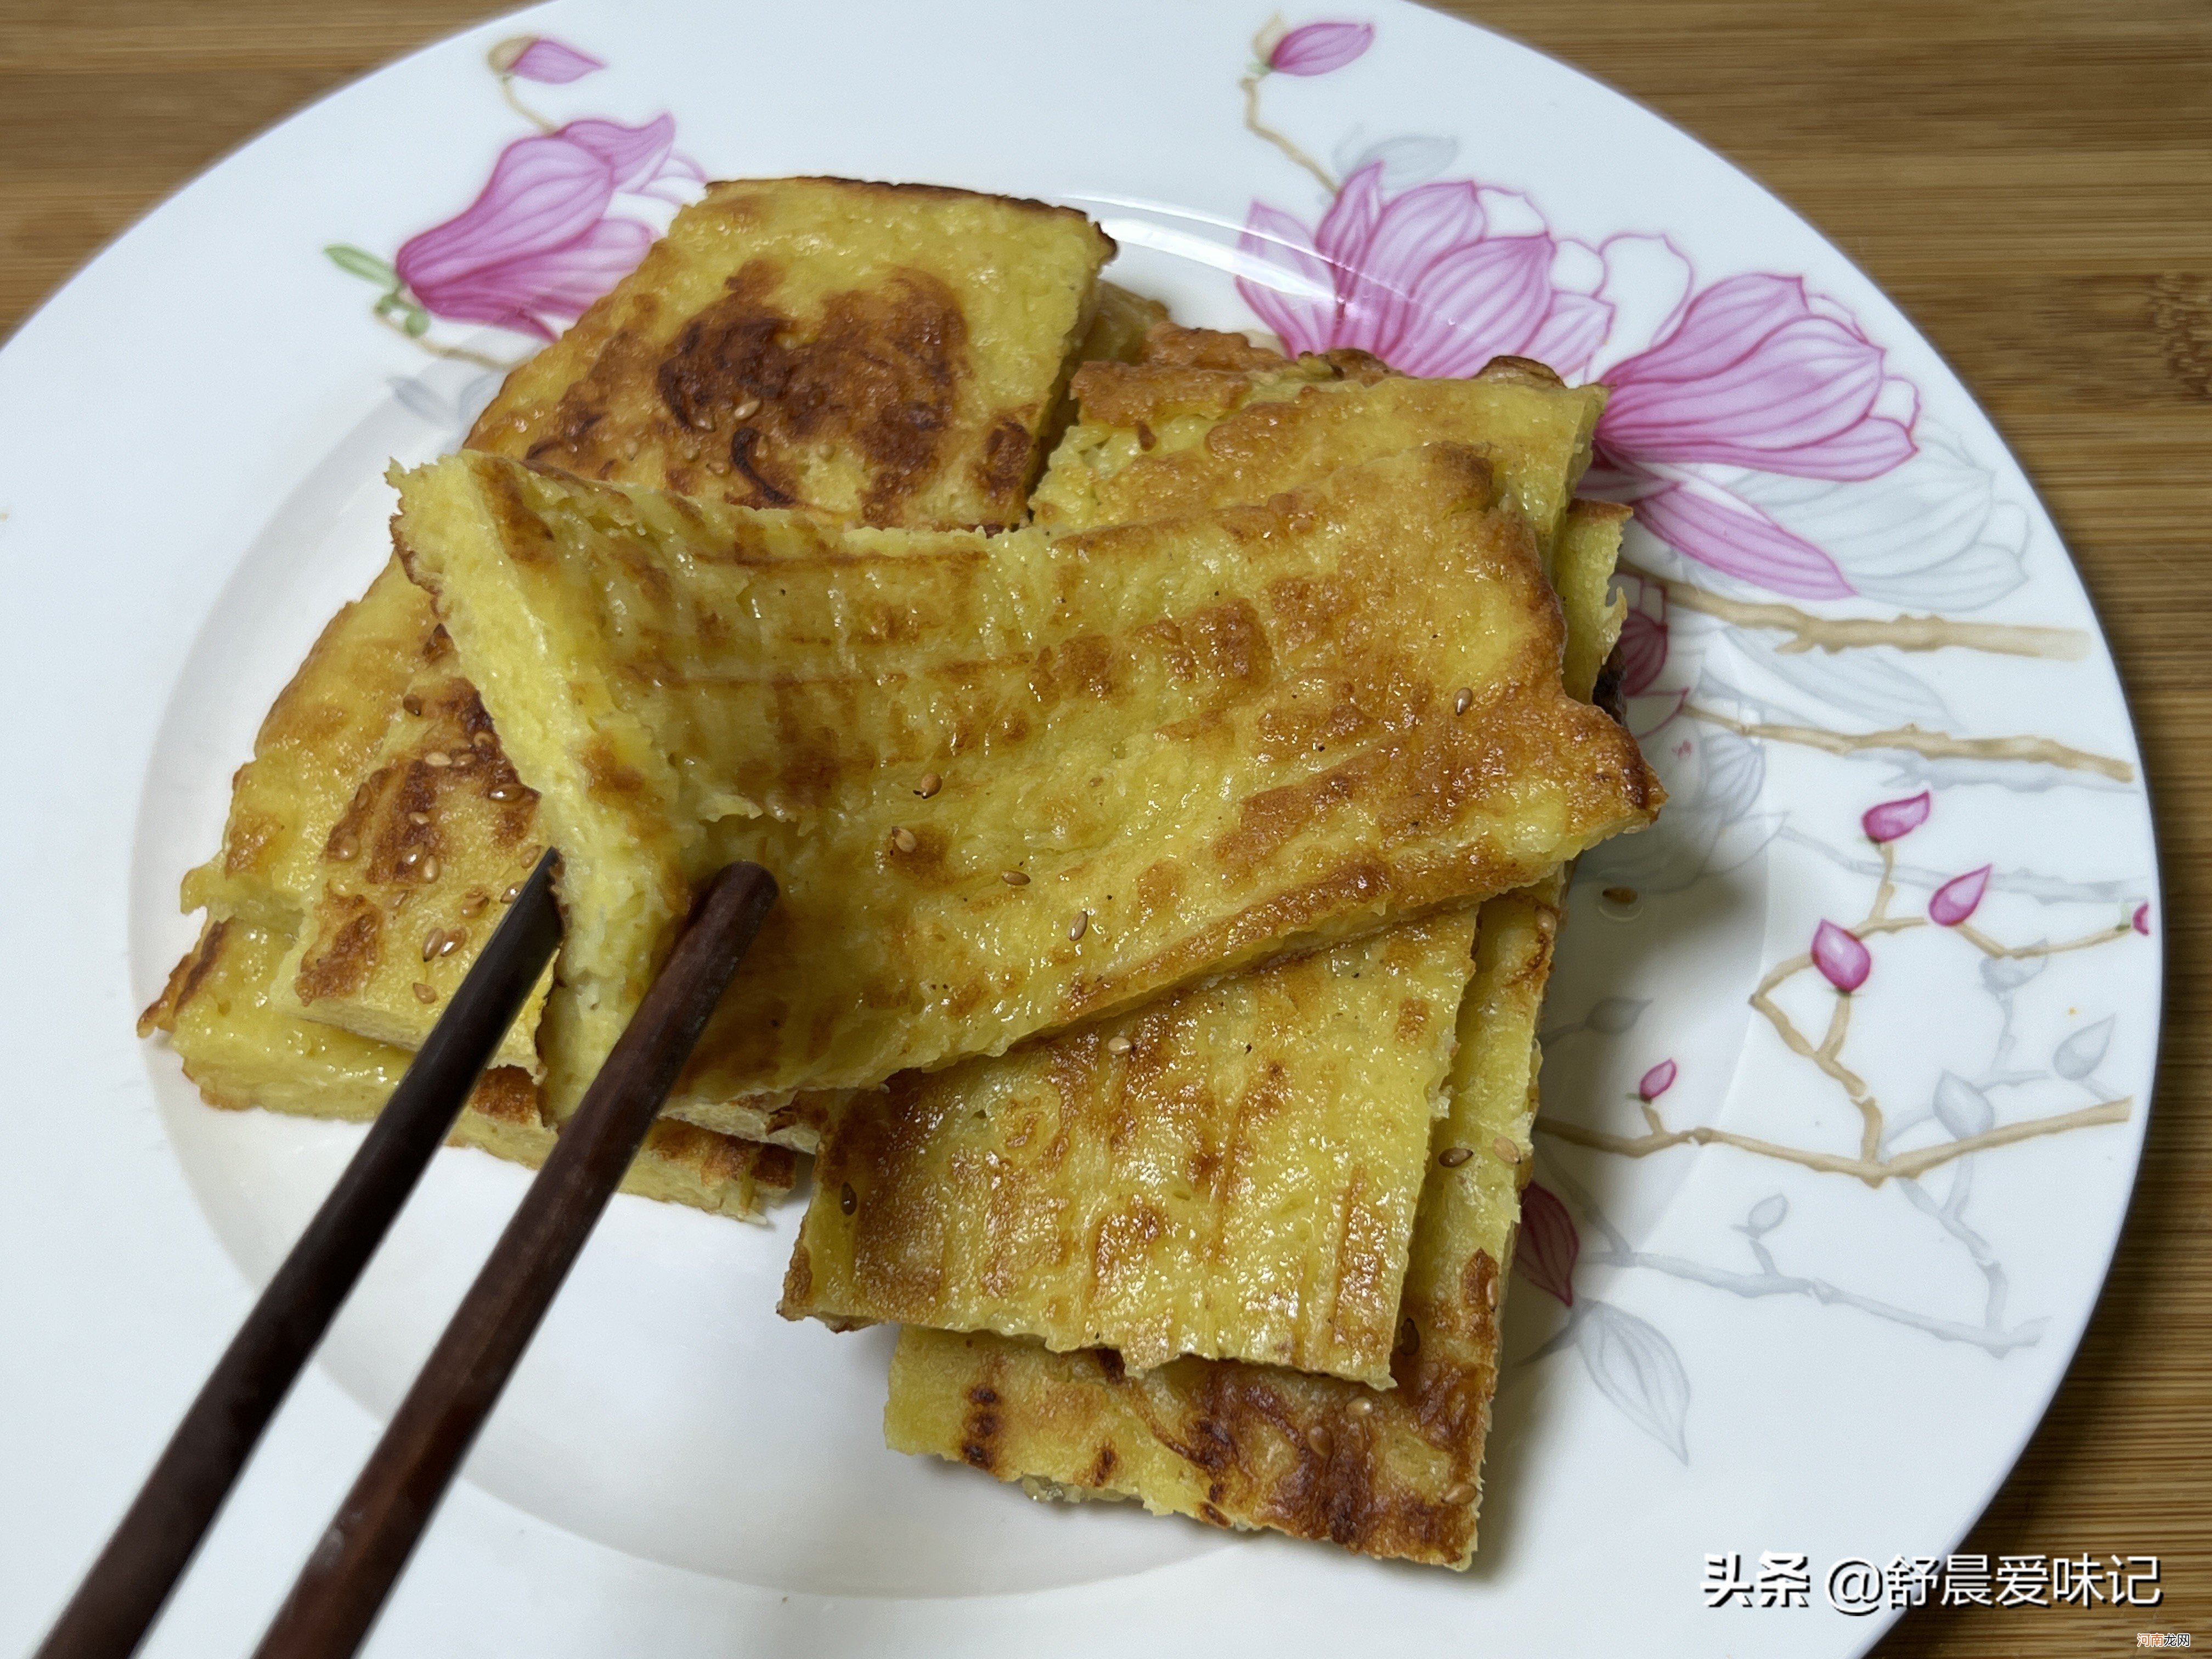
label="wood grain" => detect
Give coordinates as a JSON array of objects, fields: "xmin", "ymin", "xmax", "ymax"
[{"xmin": 1, "ymin": 0, "xmax": 2202, "ymax": 1648}]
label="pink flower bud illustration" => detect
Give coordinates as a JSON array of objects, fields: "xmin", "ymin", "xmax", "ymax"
[
  {"xmin": 488, "ymin": 36, "xmax": 605, "ymax": 83},
  {"xmin": 1928, "ymin": 864, "xmax": 1992, "ymax": 927},
  {"xmin": 2134, "ymin": 902, "xmax": 2152, "ymax": 936},
  {"xmin": 1637, "ymin": 1059, "xmax": 1678, "ymax": 1102},
  {"xmin": 1267, "ymin": 20, "xmax": 1374, "ymax": 75},
  {"xmin": 1860, "ymin": 791, "xmax": 1930, "ymax": 844},
  {"xmin": 1514, "ymin": 1181, "xmax": 1579, "ymax": 1307},
  {"xmin": 1812, "ymin": 920, "xmax": 1871, "ymax": 992}
]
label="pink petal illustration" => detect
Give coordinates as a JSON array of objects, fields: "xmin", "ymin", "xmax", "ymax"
[
  {"xmin": 1812, "ymin": 920, "xmax": 1872, "ymax": 992},
  {"xmin": 1524, "ymin": 287, "xmax": 1612, "ymax": 380},
  {"xmin": 1235, "ymin": 201, "xmax": 1336, "ymax": 357},
  {"xmin": 1616, "ymin": 604, "xmax": 1668, "ymax": 697},
  {"xmin": 1515, "ymin": 1181, "xmax": 1579, "ymax": 1307},
  {"xmin": 395, "ymin": 117, "xmax": 684, "ymax": 338},
  {"xmin": 1861, "ymin": 791, "xmax": 1931, "ymax": 843},
  {"xmin": 1312, "ymin": 160, "xmax": 1393, "ymax": 275},
  {"xmin": 560, "ymin": 115, "xmax": 679, "ymax": 195},
  {"xmin": 1240, "ymin": 161, "xmax": 1616, "ymax": 382},
  {"xmin": 1928, "ymin": 864, "xmax": 1993, "ymax": 926},
  {"xmin": 1381, "ymin": 232, "xmax": 1556, "ymax": 375},
  {"xmin": 1268, "ymin": 20, "xmax": 1374, "ymax": 75},
  {"xmin": 1630, "ymin": 480, "xmax": 1855, "ymax": 599},
  {"xmin": 504, "ymin": 37, "xmax": 605, "ymax": 83},
  {"xmin": 1600, "ymin": 273, "xmax": 1917, "ymax": 482},
  {"xmin": 1637, "ymin": 1059, "xmax": 1678, "ymax": 1102},
  {"xmin": 2133, "ymin": 902, "xmax": 2152, "ymax": 936}
]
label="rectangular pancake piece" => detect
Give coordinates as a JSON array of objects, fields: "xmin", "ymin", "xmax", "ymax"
[
  {"xmin": 873, "ymin": 488, "xmax": 1630, "ymax": 1565},
  {"xmin": 138, "ymin": 918, "xmax": 794, "ymax": 1220},
  {"xmin": 464, "ymin": 177, "xmax": 1114, "ymax": 530},
  {"xmin": 780, "ymin": 909, "xmax": 1479, "ymax": 1385},
  {"xmin": 180, "ymin": 560, "xmax": 548, "ymax": 1070},
  {"xmin": 179, "ymin": 560, "xmax": 442, "ymax": 934},
  {"xmin": 266, "ymin": 606, "xmax": 551, "ymax": 1070},
  {"xmin": 393, "ymin": 445, "xmax": 1660, "ymax": 1126},
  {"xmin": 1032, "ymin": 346, "xmax": 1606, "ymax": 564},
  {"xmin": 883, "ymin": 884, "xmax": 1558, "ymax": 1567}
]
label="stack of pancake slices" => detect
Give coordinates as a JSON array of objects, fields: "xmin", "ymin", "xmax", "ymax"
[{"xmin": 142, "ymin": 177, "xmax": 1662, "ymax": 1568}]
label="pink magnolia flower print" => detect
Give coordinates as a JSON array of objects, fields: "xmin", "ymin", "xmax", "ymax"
[
  {"xmin": 1267, "ymin": 20, "xmax": 1373, "ymax": 76},
  {"xmin": 1238, "ymin": 162, "xmax": 1611, "ymax": 380},
  {"xmin": 1238, "ymin": 162, "xmax": 1922, "ymax": 600},
  {"xmin": 490, "ymin": 36, "xmax": 606, "ymax": 84},
  {"xmin": 2133, "ymin": 902, "xmax": 2152, "ymax": 936},
  {"xmin": 1637, "ymin": 1059, "xmax": 1678, "ymax": 1102},
  {"xmin": 1812, "ymin": 920, "xmax": 1872, "ymax": 992},
  {"xmin": 1598, "ymin": 275, "xmax": 1915, "ymax": 480},
  {"xmin": 1861, "ymin": 791, "xmax": 1931, "ymax": 844},
  {"xmin": 1592, "ymin": 274, "xmax": 1918, "ymax": 598},
  {"xmin": 394, "ymin": 116, "xmax": 699, "ymax": 339},
  {"xmin": 1515, "ymin": 1181, "xmax": 1580, "ymax": 1306},
  {"xmin": 1928, "ymin": 865, "xmax": 1993, "ymax": 926}
]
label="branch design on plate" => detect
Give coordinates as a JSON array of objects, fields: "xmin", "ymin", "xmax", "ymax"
[
  {"xmin": 324, "ymin": 35, "xmax": 701, "ymax": 369},
  {"xmin": 1521, "ymin": 788, "xmax": 2143, "ymax": 1454},
  {"xmin": 1229, "ymin": 16, "xmax": 2154, "ymax": 1460}
]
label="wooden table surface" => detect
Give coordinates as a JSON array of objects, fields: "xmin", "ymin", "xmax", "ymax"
[{"xmin": 2, "ymin": 0, "xmax": 2202, "ymax": 1651}]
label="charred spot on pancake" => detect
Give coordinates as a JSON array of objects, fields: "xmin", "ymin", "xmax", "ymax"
[
  {"xmin": 139, "ymin": 919, "xmax": 232, "ymax": 1035},
  {"xmin": 973, "ymin": 414, "xmax": 1036, "ymax": 505},
  {"xmin": 649, "ymin": 259, "xmax": 972, "ymax": 524},
  {"xmin": 292, "ymin": 895, "xmax": 383, "ymax": 1003}
]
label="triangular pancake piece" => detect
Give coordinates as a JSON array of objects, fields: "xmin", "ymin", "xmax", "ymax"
[{"xmin": 394, "ymin": 445, "xmax": 1660, "ymax": 1126}]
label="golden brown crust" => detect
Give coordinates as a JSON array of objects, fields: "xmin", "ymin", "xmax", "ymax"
[
  {"xmin": 178, "ymin": 562, "xmax": 436, "ymax": 930},
  {"xmin": 153, "ymin": 918, "xmax": 789, "ymax": 1216},
  {"xmin": 138, "ymin": 919, "xmax": 229, "ymax": 1037},
  {"xmin": 783, "ymin": 913, "xmax": 1478, "ymax": 1383},
  {"xmin": 464, "ymin": 177, "xmax": 1113, "ymax": 531},
  {"xmin": 398, "ymin": 444, "xmax": 1660, "ymax": 1126},
  {"xmin": 1032, "ymin": 353, "xmax": 1606, "ymax": 562},
  {"xmin": 885, "ymin": 888, "xmax": 1559, "ymax": 1568},
  {"xmin": 1134, "ymin": 321, "xmax": 1295, "ymax": 372},
  {"xmin": 268, "ymin": 622, "xmax": 549, "ymax": 1067}
]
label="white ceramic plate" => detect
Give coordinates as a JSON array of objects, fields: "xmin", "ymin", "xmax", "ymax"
[{"xmin": 0, "ymin": 3, "xmax": 2161, "ymax": 1654}]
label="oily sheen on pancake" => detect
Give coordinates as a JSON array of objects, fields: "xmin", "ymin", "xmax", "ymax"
[
  {"xmin": 147, "ymin": 560, "xmax": 789, "ymax": 1216},
  {"xmin": 878, "ymin": 500, "xmax": 1630, "ymax": 1564},
  {"xmin": 140, "ymin": 917, "xmax": 793, "ymax": 1220},
  {"xmin": 782, "ymin": 909, "xmax": 1480, "ymax": 1387},
  {"xmin": 884, "ymin": 883, "xmax": 1558, "ymax": 1568},
  {"xmin": 394, "ymin": 444, "xmax": 1661, "ymax": 1128}
]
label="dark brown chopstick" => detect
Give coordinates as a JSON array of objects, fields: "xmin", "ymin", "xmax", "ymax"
[
  {"xmin": 253, "ymin": 861, "xmax": 777, "ymax": 1659},
  {"xmin": 38, "ymin": 848, "xmax": 565, "ymax": 1659}
]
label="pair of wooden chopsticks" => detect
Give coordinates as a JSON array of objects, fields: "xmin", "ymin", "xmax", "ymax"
[{"xmin": 38, "ymin": 850, "xmax": 777, "ymax": 1659}]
